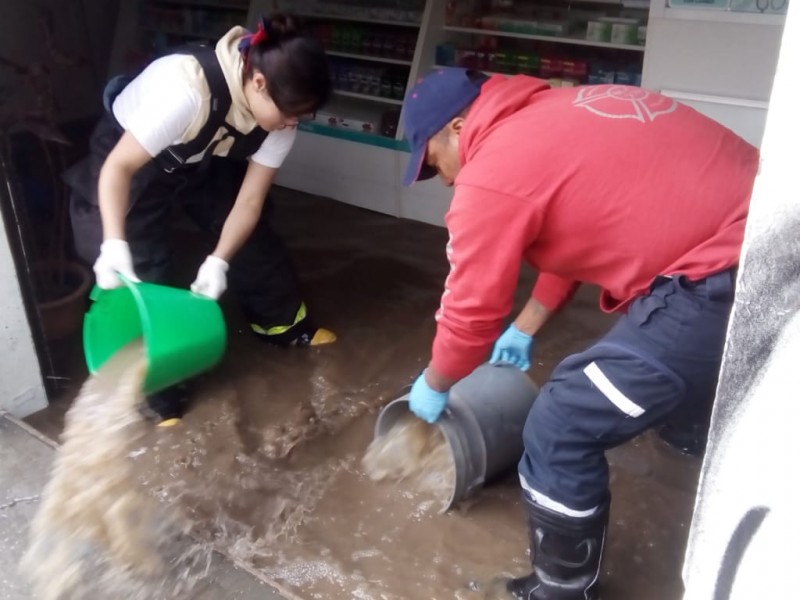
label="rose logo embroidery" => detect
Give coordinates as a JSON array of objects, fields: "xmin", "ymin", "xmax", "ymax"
[{"xmin": 573, "ymin": 86, "xmax": 678, "ymax": 122}]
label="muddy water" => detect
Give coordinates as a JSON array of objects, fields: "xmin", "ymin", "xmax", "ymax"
[
  {"xmin": 21, "ymin": 341, "xmax": 209, "ymax": 600},
  {"xmin": 29, "ymin": 189, "xmax": 701, "ymax": 599},
  {"xmin": 363, "ymin": 414, "xmax": 456, "ymax": 514}
]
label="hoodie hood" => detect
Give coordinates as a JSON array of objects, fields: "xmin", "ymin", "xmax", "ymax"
[
  {"xmin": 215, "ymin": 26, "xmax": 258, "ymax": 133},
  {"xmin": 459, "ymin": 75, "xmax": 550, "ymax": 167}
]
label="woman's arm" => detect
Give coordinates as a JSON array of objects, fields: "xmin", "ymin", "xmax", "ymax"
[
  {"xmin": 211, "ymin": 160, "xmax": 277, "ymax": 261},
  {"xmin": 98, "ymin": 132, "xmax": 153, "ymax": 240}
]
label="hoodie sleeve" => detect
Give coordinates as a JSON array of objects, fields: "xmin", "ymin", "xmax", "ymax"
[
  {"xmin": 431, "ymin": 184, "xmax": 543, "ymax": 381},
  {"xmin": 531, "ymin": 272, "xmax": 581, "ymax": 312}
]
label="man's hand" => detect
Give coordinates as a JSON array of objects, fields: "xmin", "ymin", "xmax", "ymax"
[
  {"xmin": 93, "ymin": 239, "xmax": 140, "ymax": 289},
  {"xmin": 191, "ymin": 255, "xmax": 229, "ymax": 300},
  {"xmin": 409, "ymin": 371, "xmax": 449, "ymax": 423},
  {"xmin": 490, "ymin": 323, "xmax": 534, "ymax": 371}
]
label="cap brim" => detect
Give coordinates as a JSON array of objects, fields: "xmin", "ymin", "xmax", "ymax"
[{"xmin": 402, "ymin": 145, "xmax": 437, "ymax": 186}]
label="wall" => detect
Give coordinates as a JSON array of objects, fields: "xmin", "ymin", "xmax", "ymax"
[
  {"xmin": 681, "ymin": 4, "xmax": 797, "ymax": 597},
  {"xmin": 0, "ymin": 207, "xmax": 46, "ymax": 418},
  {"xmin": 642, "ymin": 6, "xmax": 785, "ymax": 146},
  {"xmin": 0, "ymin": 0, "xmax": 119, "ymax": 416},
  {"xmin": 0, "ymin": 0, "xmax": 118, "ymax": 123}
]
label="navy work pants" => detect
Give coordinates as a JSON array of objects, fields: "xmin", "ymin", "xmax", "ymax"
[{"xmin": 519, "ymin": 270, "xmax": 736, "ymax": 512}]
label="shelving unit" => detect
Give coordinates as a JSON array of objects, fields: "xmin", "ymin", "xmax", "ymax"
[
  {"xmin": 285, "ymin": 2, "xmax": 426, "ymax": 146},
  {"xmin": 442, "ymin": 25, "xmax": 646, "ymax": 52},
  {"xmin": 325, "ymin": 50, "xmax": 413, "ymax": 66},
  {"xmin": 332, "ymin": 90, "xmax": 405, "ymax": 105},
  {"xmin": 293, "ymin": 12, "xmax": 422, "ymax": 27},
  {"xmin": 434, "ymin": 1, "xmax": 650, "ymax": 87}
]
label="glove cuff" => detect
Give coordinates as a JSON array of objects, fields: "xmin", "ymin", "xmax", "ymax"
[
  {"xmin": 421, "ymin": 369, "xmax": 450, "ymax": 399},
  {"xmin": 509, "ymin": 323, "xmax": 534, "ymax": 341},
  {"xmin": 204, "ymin": 255, "xmax": 229, "ymax": 272},
  {"xmin": 100, "ymin": 238, "xmax": 129, "ymax": 252}
]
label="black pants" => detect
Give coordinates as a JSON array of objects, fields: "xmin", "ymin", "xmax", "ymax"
[{"xmin": 65, "ymin": 113, "xmax": 302, "ymax": 328}]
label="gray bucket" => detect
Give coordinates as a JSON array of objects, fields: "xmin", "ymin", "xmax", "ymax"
[{"xmin": 374, "ymin": 363, "xmax": 539, "ymax": 512}]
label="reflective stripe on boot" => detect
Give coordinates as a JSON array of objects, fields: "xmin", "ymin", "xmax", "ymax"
[{"xmin": 507, "ymin": 493, "xmax": 610, "ymax": 600}]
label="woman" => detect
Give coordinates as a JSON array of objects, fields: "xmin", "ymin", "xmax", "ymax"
[{"xmin": 65, "ymin": 15, "xmax": 335, "ymax": 425}]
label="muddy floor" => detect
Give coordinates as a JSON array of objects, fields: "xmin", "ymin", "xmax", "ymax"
[{"xmin": 26, "ymin": 186, "xmax": 700, "ymax": 599}]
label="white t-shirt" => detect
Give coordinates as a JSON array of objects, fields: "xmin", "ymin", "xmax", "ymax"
[{"xmin": 112, "ymin": 55, "xmax": 296, "ymax": 168}]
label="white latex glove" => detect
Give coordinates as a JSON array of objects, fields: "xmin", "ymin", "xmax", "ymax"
[
  {"xmin": 190, "ymin": 255, "xmax": 229, "ymax": 300},
  {"xmin": 93, "ymin": 239, "xmax": 140, "ymax": 289}
]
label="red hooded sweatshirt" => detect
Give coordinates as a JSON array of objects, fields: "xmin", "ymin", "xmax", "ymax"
[{"xmin": 430, "ymin": 76, "xmax": 759, "ymax": 382}]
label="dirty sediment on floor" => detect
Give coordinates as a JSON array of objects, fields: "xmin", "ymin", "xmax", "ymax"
[{"xmin": 25, "ymin": 187, "xmax": 700, "ymax": 599}]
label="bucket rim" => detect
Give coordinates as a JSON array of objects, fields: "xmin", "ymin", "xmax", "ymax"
[{"xmin": 373, "ymin": 396, "xmax": 468, "ymax": 513}]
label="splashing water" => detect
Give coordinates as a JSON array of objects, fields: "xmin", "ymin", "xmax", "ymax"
[
  {"xmin": 20, "ymin": 341, "xmax": 211, "ymax": 600},
  {"xmin": 362, "ymin": 414, "xmax": 456, "ymax": 513}
]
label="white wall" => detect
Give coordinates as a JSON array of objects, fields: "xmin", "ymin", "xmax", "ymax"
[
  {"xmin": 681, "ymin": 4, "xmax": 798, "ymax": 597},
  {"xmin": 642, "ymin": 6, "xmax": 785, "ymax": 146},
  {"xmin": 0, "ymin": 209, "xmax": 47, "ymax": 418}
]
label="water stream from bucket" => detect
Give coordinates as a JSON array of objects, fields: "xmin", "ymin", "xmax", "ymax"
[
  {"xmin": 20, "ymin": 340, "xmax": 211, "ymax": 600},
  {"xmin": 362, "ymin": 414, "xmax": 457, "ymax": 514}
]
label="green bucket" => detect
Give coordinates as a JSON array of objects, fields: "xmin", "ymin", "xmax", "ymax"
[{"xmin": 83, "ymin": 278, "xmax": 227, "ymax": 394}]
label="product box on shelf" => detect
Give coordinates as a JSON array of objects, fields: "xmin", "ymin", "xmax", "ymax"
[
  {"xmin": 587, "ymin": 63, "xmax": 616, "ymax": 85},
  {"xmin": 586, "ymin": 20, "xmax": 612, "ymax": 43},
  {"xmin": 598, "ymin": 17, "xmax": 640, "ymax": 45}
]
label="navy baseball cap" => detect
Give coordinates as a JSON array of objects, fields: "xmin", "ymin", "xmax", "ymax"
[{"xmin": 402, "ymin": 68, "xmax": 487, "ymax": 186}]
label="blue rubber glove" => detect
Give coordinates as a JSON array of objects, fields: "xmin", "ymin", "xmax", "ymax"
[
  {"xmin": 490, "ymin": 323, "xmax": 534, "ymax": 371},
  {"xmin": 408, "ymin": 371, "xmax": 449, "ymax": 424}
]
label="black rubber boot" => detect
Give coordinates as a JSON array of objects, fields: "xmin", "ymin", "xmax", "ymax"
[
  {"xmin": 141, "ymin": 385, "xmax": 189, "ymax": 427},
  {"xmin": 507, "ymin": 494, "xmax": 609, "ymax": 600}
]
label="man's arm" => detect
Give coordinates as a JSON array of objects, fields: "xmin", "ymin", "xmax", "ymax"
[
  {"xmin": 426, "ymin": 186, "xmax": 545, "ymax": 391},
  {"xmin": 514, "ymin": 296, "xmax": 554, "ymax": 337},
  {"xmin": 426, "ymin": 298, "xmax": 550, "ymax": 391}
]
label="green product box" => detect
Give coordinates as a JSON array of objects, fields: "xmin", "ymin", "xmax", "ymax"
[
  {"xmin": 586, "ymin": 21, "xmax": 612, "ymax": 43},
  {"xmin": 536, "ymin": 21, "xmax": 571, "ymax": 37},
  {"xmin": 493, "ymin": 51, "xmax": 511, "ymax": 72},
  {"xmin": 516, "ymin": 53, "xmax": 540, "ymax": 75},
  {"xmin": 610, "ymin": 23, "xmax": 638, "ymax": 45}
]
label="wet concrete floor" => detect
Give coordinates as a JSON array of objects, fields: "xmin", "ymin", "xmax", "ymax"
[{"xmin": 25, "ymin": 186, "xmax": 701, "ymax": 599}]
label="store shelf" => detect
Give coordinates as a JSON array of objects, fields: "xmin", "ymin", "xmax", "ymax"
[
  {"xmin": 333, "ymin": 90, "xmax": 404, "ymax": 105},
  {"xmin": 296, "ymin": 12, "xmax": 421, "ymax": 28},
  {"xmin": 326, "ymin": 50, "xmax": 412, "ymax": 66},
  {"xmin": 443, "ymin": 25, "xmax": 646, "ymax": 52},
  {"xmin": 149, "ymin": 0, "xmax": 248, "ymax": 10},
  {"xmin": 434, "ymin": 64, "xmax": 508, "ymax": 77},
  {"xmin": 298, "ymin": 121, "xmax": 409, "ymax": 151}
]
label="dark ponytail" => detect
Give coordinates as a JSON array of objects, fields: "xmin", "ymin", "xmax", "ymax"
[{"xmin": 238, "ymin": 15, "xmax": 331, "ymax": 116}]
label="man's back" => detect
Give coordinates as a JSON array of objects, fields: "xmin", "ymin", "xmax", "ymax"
[{"xmin": 454, "ymin": 77, "xmax": 759, "ymax": 312}]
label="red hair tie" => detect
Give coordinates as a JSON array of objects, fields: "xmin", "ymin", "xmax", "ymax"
[
  {"xmin": 239, "ymin": 18, "xmax": 269, "ymax": 71},
  {"xmin": 251, "ymin": 20, "xmax": 268, "ymax": 46}
]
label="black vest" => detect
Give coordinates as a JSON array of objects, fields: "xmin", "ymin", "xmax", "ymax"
[{"xmin": 103, "ymin": 45, "xmax": 267, "ymax": 173}]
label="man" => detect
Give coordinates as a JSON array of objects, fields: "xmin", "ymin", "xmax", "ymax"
[{"xmin": 402, "ymin": 68, "xmax": 758, "ymax": 599}]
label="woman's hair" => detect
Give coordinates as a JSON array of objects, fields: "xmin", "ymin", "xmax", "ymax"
[{"xmin": 238, "ymin": 15, "xmax": 331, "ymax": 116}]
